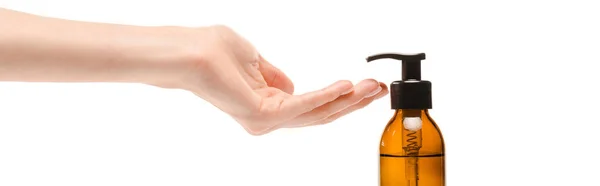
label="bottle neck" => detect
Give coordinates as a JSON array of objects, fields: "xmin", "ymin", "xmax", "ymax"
[
  {"xmin": 391, "ymin": 109, "xmax": 430, "ymax": 133},
  {"xmin": 395, "ymin": 109, "xmax": 429, "ymax": 118}
]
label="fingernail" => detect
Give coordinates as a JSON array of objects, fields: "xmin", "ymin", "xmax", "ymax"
[{"xmin": 365, "ymin": 86, "xmax": 382, "ymax": 98}]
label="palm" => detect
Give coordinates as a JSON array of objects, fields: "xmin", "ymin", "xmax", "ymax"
[
  {"xmin": 234, "ymin": 56, "xmax": 387, "ymax": 135},
  {"xmin": 190, "ymin": 25, "xmax": 387, "ymax": 135}
]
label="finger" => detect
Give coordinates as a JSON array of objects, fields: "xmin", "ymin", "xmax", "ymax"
[
  {"xmin": 240, "ymin": 121, "xmax": 282, "ymax": 136},
  {"xmin": 284, "ymin": 79, "xmax": 381, "ymax": 127},
  {"xmin": 280, "ymin": 80, "xmax": 354, "ymax": 118},
  {"xmin": 306, "ymin": 82, "xmax": 388, "ymax": 126},
  {"xmin": 258, "ymin": 55, "xmax": 295, "ymax": 94}
]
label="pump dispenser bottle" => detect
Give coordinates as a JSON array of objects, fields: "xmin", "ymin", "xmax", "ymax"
[{"xmin": 367, "ymin": 53, "xmax": 445, "ymax": 186}]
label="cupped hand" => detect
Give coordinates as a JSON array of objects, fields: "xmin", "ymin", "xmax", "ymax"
[{"xmin": 173, "ymin": 25, "xmax": 388, "ymax": 135}]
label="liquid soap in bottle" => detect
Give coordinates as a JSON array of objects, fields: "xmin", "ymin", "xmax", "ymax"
[{"xmin": 366, "ymin": 53, "xmax": 445, "ymax": 186}]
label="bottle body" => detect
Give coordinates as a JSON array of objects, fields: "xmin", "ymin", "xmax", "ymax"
[{"xmin": 379, "ymin": 109, "xmax": 445, "ymax": 186}]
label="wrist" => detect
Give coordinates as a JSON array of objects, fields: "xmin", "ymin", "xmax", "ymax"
[
  {"xmin": 132, "ymin": 25, "xmax": 226, "ymax": 92},
  {"xmin": 108, "ymin": 25, "xmax": 202, "ymax": 88}
]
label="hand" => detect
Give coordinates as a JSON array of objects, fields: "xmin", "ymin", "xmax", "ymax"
[
  {"xmin": 0, "ymin": 9, "xmax": 387, "ymax": 136},
  {"xmin": 163, "ymin": 25, "xmax": 389, "ymax": 135}
]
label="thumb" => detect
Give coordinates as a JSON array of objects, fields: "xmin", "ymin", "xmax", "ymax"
[{"xmin": 258, "ymin": 55, "xmax": 295, "ymax": 94}]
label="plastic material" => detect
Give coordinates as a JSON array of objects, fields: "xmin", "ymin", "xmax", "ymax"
[{"xmin": 366, "ymin": 53, "xmax": 432, "ymax": 109}]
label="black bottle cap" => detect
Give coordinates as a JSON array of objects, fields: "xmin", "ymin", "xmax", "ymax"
[{"xmin": 366, "ymin": 53, "xmax": 432, "ymax": 110}]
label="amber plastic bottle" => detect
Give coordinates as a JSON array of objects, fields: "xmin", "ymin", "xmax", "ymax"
[{"xmin": 366, "ymin": 53, "xmax": 445, "ymax": 186}]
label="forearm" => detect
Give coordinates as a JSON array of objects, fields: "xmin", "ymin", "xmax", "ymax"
[{"xmin": 0, "ymin": 8, "xmax": 191, "ymax": 85}]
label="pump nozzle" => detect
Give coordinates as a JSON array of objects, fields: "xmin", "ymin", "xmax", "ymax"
[
  {"xmin": 366, "ymin": 53, "xmax": 426, "ymax": 81},
  {"xmin": 366, "ymin": 53, "xmax": 432, "ymax": 110}
]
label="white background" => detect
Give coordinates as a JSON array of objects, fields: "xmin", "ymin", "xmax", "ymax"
[{"xmin": 1, "ymin": 0, "xmax": 599, "ymax": 186}]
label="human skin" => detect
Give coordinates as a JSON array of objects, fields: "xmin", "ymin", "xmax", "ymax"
[{"xmin": 0, "ymin": 8, "xmax": 388, "ymax": 135}]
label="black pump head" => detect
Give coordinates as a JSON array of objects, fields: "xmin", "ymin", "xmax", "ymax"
[
  {"xmin": 366, "ymin": 53, "xmax": 425, "ymax": 81},
  {"xmin": 366, "ymin": 53, "xmax": 432, "ymax": 110}
]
